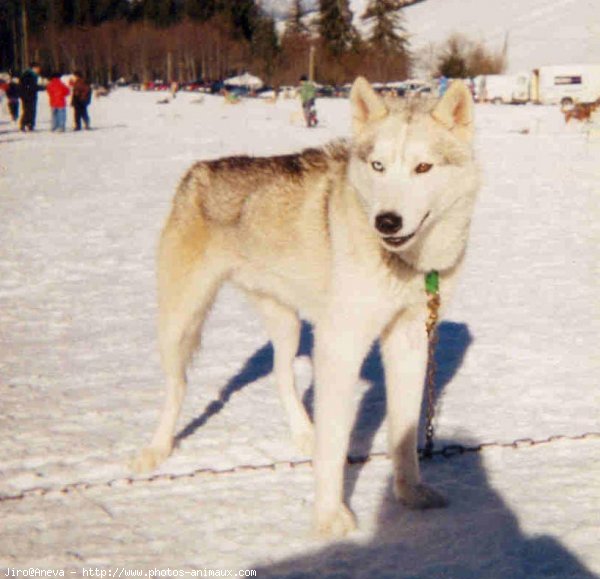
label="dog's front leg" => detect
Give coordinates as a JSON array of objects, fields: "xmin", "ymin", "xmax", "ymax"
[
  {"xmin": 381, "ymin": 310, "xmax": 448, "ymax": 509},
  {"xmin": 312, "ymin": 317, "xmax": 373, "ymax": 538}
]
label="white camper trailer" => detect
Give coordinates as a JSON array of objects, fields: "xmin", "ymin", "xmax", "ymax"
[
  {"xmin": 476, "ymin": 74, "xmax": 530, "ymax": 104},
  {"xmin": 532, "ymin": 65, "xmax": 600, "ymax": 105}
]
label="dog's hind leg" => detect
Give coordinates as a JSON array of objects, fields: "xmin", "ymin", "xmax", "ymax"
[
  {"xmin": 250, "ymin": 294, "xmax": 314, "ymax": 455},
  {"xmin": 132, "ymin": 215, "xmax": 226, "ymax": 473}
]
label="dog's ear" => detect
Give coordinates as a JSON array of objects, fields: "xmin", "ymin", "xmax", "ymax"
[
  {"xmin": 350, "ymin": 77, "xmax": 387, "ymax": 134},
  {"xmin": 431, "ymin": 81, "xmax": 474, "ymax": 142}
]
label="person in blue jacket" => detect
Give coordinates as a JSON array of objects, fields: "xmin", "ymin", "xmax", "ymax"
[{"xmin": 438, "ymin": 75, "xmax": 449, "ymax": 97}]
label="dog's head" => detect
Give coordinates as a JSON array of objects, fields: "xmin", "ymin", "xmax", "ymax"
[{"xmin": 347, "ymin": 77, "xmax": 477, "ymax": 260}]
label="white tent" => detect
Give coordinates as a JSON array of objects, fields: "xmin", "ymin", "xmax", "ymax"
[{"xmin": 224, "ymin": 72, "xmax": 264, "ymax": 89}]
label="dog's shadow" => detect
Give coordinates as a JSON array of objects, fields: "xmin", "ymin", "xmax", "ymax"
[
  {"xmin": 252, "ymin": 441, "xmax": 596, "ymax": 578},
  {"xmin": 177, "ymin": 323, "xmax": 596, "ymax": 576},
  {"xmin": 176, "ymin": 320, "xmax": 470, "ymax": 468},
  {"xmin": 176, "ymin": 338, "xmax": 276, "ymax": 441}
]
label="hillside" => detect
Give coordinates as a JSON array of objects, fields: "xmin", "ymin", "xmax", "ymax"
[
  {"xmin": 265, "ymin": 0, "xmax": 600, "ymax": 75},
  {"xmin": 402, "ymin": 0, "xmax": 600, "ymax": 73}
]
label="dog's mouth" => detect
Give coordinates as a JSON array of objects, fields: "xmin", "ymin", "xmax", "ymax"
[
  {"xmin": 382, "ymin": 212, "xmax": 430, "ymax": 249},
  {"xmin": 383, "ymin": 231, "xmax": 417, "ymax": 248}
]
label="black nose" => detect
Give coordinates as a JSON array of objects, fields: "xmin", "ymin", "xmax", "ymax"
[{"xmin": 375, "ymin": 212, "xmax": 403, "ymax": 235}]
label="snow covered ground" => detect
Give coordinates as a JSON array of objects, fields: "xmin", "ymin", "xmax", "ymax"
[{"xmin": 1, "ymin": 90, "xmax": 599, "ymax": 576}]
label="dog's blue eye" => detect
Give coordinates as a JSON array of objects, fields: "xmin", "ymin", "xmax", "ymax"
[
  {"xmin": 415, "ymin": 162, "xmax": 433, "ymax": 174},
  {"xmin": 371, "ymin": 161, "xmax": 385, "ymax": 172}
]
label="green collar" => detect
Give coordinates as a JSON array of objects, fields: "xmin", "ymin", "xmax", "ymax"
[{"xmin": 425, "ymin": 270, "xmax": 439, "ymax": 295}]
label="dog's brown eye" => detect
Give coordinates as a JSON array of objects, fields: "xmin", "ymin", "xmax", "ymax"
[
  {"xmin": 415, "ymin": 162, "xmax": 433, "ymax": 174},
  {"xmin": 371, "ymin": 160, "xmax": 385, "ymax": 172}
]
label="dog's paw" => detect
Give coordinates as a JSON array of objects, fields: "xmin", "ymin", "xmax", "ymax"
[
  {"xmin": 292, "ymin": 425, "xmax": 315, "ymax": 456},
  {"xmin": 130, "ymin": 446, "xmax": 171, "ymax": 474},
  {"xmin": 314, "ymin": 504, "xmax": 357, "ymax": 539},
  {"xmin": 394, "ymin": 481, "xmax": 448, "ymax": 510}
]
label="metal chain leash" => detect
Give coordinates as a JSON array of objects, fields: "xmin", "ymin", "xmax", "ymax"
[
  {"xmin": 422, "ymin": 271, "xmax": 441, "ymax": 459},
  {"xmin": 1, "ymin": 270, "xmax": 596, "ymax": 502},
  {"xmin": 3, "ymin": 432, "xmax": 599, "ymax": 504}
]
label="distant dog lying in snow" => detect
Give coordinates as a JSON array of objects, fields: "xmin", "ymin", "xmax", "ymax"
[{"xmin": 562, "ymin": 100, "xmax": 600, "ymax": 123}]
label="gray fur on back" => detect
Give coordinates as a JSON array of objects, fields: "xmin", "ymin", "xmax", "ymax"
[{"xmin": 175, "ymin": 141, "xmax": 349, "ymax": 225}]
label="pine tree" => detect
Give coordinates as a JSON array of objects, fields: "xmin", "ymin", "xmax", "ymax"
[
  {"xmin": 184, "ymin": 0, "xmax": 217, "ymax": 22},
  {"xmin": 252, "ymin": 12, "xmax": 279, "ymax": 80},
  {"xmin": 361, "ymin": 0, "xmax": 410, "ymax": 81},
  {"xmin": 284, "ymin": 0, "xmax": 308, "ymax": 37},
  {"xmin": 73, "ymin": 0, "xmax": 92, "ymax": 25},
  {"xmin": 318, "ymin": 0, "xmax": 358, "ymax": 56},
  {"xmin": 361, "ymin": 0, "xmax": 408, "ymax": 55},
  {"xmin": 0, "ymin": 0, "xmax": 21, "ymax": 71},
  {"xmin": 93, "ymin": 0, "xmax": 132, "ymax": 23},
  {"xmin": 216, "ymin": 0, "xmax": 259, "ymax": 41},
  {"xmin": 142, "ymin": 0, "xmax": 181, "ymax": 27}
]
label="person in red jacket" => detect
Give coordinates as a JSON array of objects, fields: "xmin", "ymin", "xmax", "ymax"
[{"xmin": 46, "ymin": 73, "xmax": 70, "ymax": 132}]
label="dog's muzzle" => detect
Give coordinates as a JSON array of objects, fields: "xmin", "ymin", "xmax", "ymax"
[{"xmin": 381, "ymin": 212, "xmax": 430, "ymax": 249}]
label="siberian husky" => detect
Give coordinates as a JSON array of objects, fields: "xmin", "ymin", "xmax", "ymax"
[{"xmin": 132, "ymin": 77, "xmax": 480, "ymax": 537}]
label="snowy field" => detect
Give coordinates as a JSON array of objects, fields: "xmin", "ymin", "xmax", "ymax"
[{"xmin": 1, "ymin": 90, "xmax": 599, "ymax": 576}]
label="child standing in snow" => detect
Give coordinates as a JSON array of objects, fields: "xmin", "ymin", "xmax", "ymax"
[
  {"xmin": 47, "ymin": 73, "xmax": 70, "ymax": 132},
  {"xmin": 298, "ymin": 75, "xmax": 317, "ymax": 128}
]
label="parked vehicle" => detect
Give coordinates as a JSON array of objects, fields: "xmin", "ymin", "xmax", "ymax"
[
  {"xmin": 181, "ymin": 80, "xmax": 205, "ymax": 92},
  {"xmin": 255, "ymin": 85, "xmax": 274, "ymax": 95},
  {"xmin": 316, "ymin": 85, "xmax": 335, "ymax": 98},
  {"xmin": 475, "ymin": 74, "xmax": 530, "ymax": 104},
  {"xmin": 334, "ymin": 85, "xmax": 351, "ymax": 98},
  {"xmin": 532, "ymin": 64, "xmax": 600, "ymax": 106},
  {"xmin": 226, "ymin": 85, "xmax": 250, "ymax": 98},
  {"xmin": 210, "ymin": 80, "xmax": 225, "ymax": 94}
]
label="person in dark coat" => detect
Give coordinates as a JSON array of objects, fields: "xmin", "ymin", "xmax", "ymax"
[
  {"xmin": 19, "ymin": 62, "xmax": 43, "ymax": 131},
  {"xmin": 71, "ymin": 71, "xmax": 92, "ymax": 130},
  {"xmin": 6, "ymin": 78, "xmax": 20, "ymax": 122}
]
